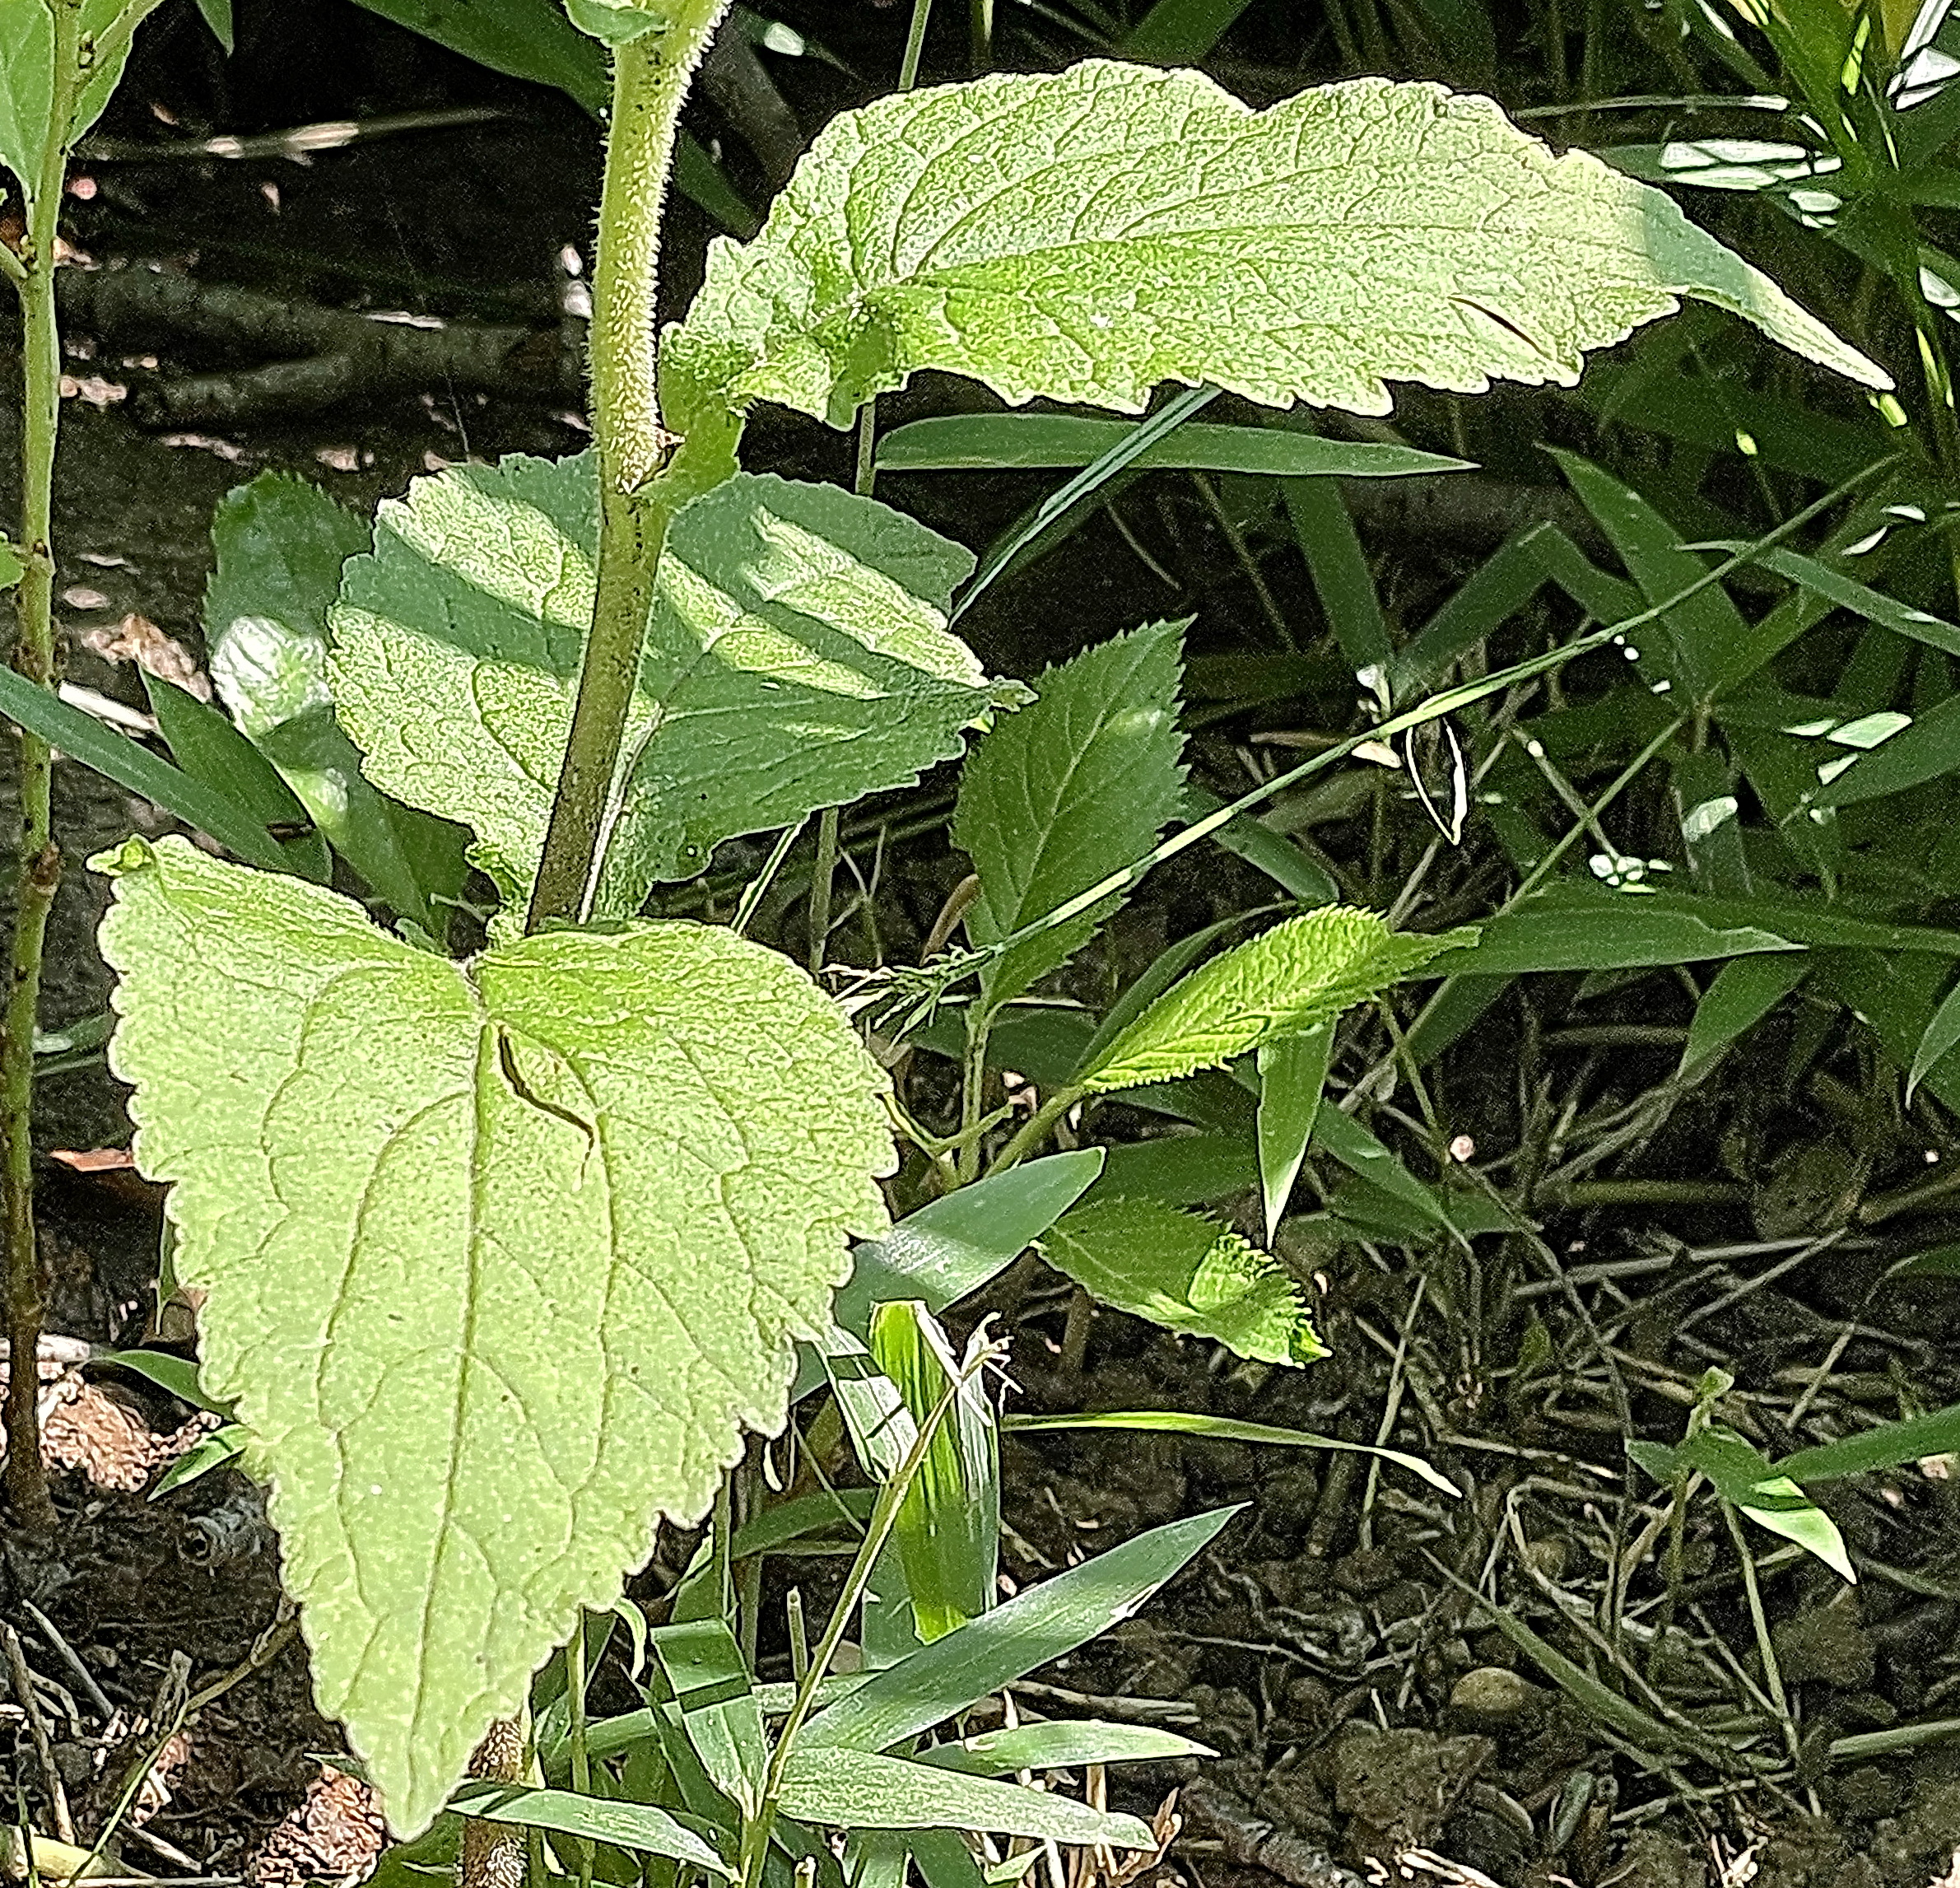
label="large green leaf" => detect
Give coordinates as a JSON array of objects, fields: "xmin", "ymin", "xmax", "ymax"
[
  {"xmin": 661, "ymin": 58, "xmax": 1888, "ymax": 460},
  {"xmin": 1041, "ymin": 1199, "xmax": 1325, "ymax": 1366},
  {"xmin": 205, "ymin": 473, "xmax": 466, "ymax": 930},
  {"xmin": 952, "ymin": 623, "xmax": 1187, "ymax": 1017},
  {"xmin": 97, "ymin": 836, "xmax": 892, "ymax": 1837},
  {"xmin": 1079, "ymin": 907, "xmax": 1472, "ymax": 1092},
  {"xmin": 330, "ymin": 455, "xmax": 1004, "ymax": 915}
]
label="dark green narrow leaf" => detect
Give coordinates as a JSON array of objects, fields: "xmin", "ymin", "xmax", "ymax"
[
  {"xmin": 142, "ymin": 676, "xmax": 330, "ymax": 883},
  {"xmin": 0, "ymin": 667, "xmax": 291, "ymax": 872},
  {"xmin": 1121, "ymin": 0, "xmax": 1260, "ymax": 60},
  {"xmin": 1285, "ymin": 479, "xmax": 1394, "ymax": 677},
  {"xmin": 1680, "ymin": 953, "xmax": 1810, "ymax": 1075},
  {"xmin": 877, "ymin": 415, "xmax": 1464, "ymax": 479}
]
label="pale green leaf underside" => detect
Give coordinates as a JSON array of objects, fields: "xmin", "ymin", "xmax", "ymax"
[
  {"xmin": 1083, "ymin": 908, "xmax": 1473, "ymax": 1092},
  {"xmin": 953, "ymin": 622, "xmax": 1187, "ymax": 1015},
  {"xmin": 328, "ymin": 455, "xmax": 995, "ymax": 912},
  {"xmin": 663, "ymin": 59, "xmax": 1888, "ymax": 437},
  {"xmin": 1041, "ymin": 1199, "xmax": 1324, "ymax": 1367},
  {"xmin": 97, "ymin": 837, "xmax": 892, "ymax": 1836}
]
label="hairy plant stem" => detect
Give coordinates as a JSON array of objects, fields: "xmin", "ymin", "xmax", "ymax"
[
  {"xmin": 526, "ymin": 0, "xmax": 734, "ymax": 933},
  {"xmin": 2, "ymin": 1, "xmax": 84, "ymax": 1531}
]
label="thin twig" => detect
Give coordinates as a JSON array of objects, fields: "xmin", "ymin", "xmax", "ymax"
[{"xmin": 2, "ymin": 1621, "xmax": 74, "ymax": 1842}]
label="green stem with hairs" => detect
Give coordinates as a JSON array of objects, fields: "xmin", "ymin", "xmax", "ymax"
[
  {"xmin": 526, "ymin": 0, "xmax": 735, "ymax": 933},
  {"xmin": 2, "ymin": 0, "xmax": 86, "ymax": 1529}
]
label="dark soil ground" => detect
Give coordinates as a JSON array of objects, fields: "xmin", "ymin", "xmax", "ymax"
[{"xmin": 7, "ymin": 5, "xmax": 1960, "ymax": 1887}]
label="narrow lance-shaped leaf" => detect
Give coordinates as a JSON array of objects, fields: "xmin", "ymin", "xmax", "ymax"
[
  {"xmin": 1081, "ymin": 907, "xmax": 1471, "ymax": 1092},
  {"xmin": 1041, "ymin": 1199, "xmax": 1325, "ymax": 1367},
  {"xmin": 97, "ymin": 837, "xmax": 892, "ymax": 1836},
  {"xmin": 661, "ymin": 58, "xmax": 1888, "ymax": 475},
  {"xmin": 952, "ymin": 622, "xmax": 1187, "ymax": 1017},
  {"xmin": 330, "ymin": 457, "xmax": 1010, "ymax": 916}
]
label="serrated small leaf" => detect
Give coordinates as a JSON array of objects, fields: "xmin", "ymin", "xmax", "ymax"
[
  {"xmin": 1082, "ymin": 908, "xmax": 1469, "ymax": 1093},
  {"xmin": 1041, "ymin": 1199, "xmax": 1324, "ymax": 1366},
  {"xmin": 329, "ymin": 455, "xmax": 1002, "ymax": 912},
  {"xmin": 953, "ymin": 624, "xmax": 1186, "ymax": 1016},
  {"xmin": 96, "ymin": 836, "xmax": 892, "ymax": 1835},
  {"xmin": 662, "ymin": 58, "xmax": 1887, "ymax": 455},
  {"xmin": 0, "ymin": 537, "xmax": 22, "ymax": 590}
]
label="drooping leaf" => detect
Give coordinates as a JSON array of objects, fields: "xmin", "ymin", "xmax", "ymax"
[
  {"xmin": 952, "ymin": 622, "xmax": 1187, "ymax": 1017},
  {"xmin": 1040, "ymin": 1199, "xmax": 1325, "ymax": 1366},
  {"xmin": 142, "ymin": 675, "xmax": 331, "ymax": 884},
  {"xmin": 0, "ymin": 664, "xmax": 293, "ymax": 874},
  {"xmin": 778, "ymin": 1747, "xmax": 1152, "ymax": 1846},
  {"xmin": 1258, "ymin": 1023, "xmax": 1331, "ymax": 1240},
  {"xmin": 1674, "ymin": 1429, "xmax": 1856, "ymax": 1583},
  {"xmin": 194, "ymin": 0, "xmax": 232, "ymax": 49},
  {"xmin": 329, "ymin": 456, "xmax": 1004, "ymax": 914},
  {"xmin": 205, "ymin": 472, "xmax": 467, "ymax": 930},
  {"xmin": 1681, "ymin": 954, "xmax": 1811, "ymax": 1076},
  {"xmin": 97, "ymin": 836, "xmax": 892, "ymax": 1836},
  {"xmin": 449, "ymin": 1785, "xmax": 730, "ymax": 1873},
  {"xmin": 1082, "ymin": 908, "xmax": 1469, "ymax": 1092},
  {"xmin": 662, "ymin": 58, "xmax": 1888, "ymax": 468}
]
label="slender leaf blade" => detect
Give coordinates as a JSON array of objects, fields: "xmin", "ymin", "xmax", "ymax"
[
  {"xmin": 800, "ymin": 1507, "xmax": 1238, "ymax": 1751},
  {"xmin": 778, "ymin": 1748, "xmax": 1152, "ymax": 1846}
]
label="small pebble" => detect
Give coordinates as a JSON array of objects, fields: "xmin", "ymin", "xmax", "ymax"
[{"xmin": 1448, "ymin": 1665, "xmax": 1543, "ymax": 1727}]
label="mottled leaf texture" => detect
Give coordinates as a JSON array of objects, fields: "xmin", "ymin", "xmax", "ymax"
[
  {"xmin": 329, "ymin": 455, "xmax": 1002, "ymax": 913},
  {"xmin": 952, "ymin": 623, "xmax": 1186, "ymax": 1017},
  {"xmin": 1082, "ymin": 908, "xmax": 1472, "ymax": 1092},
  {"xmin": 97, "ymin": 837, "xmax": 892, "ymax": 1837},
  {"xmin": 1041, "ymin": 1200, "xmax": 1324, "ymax": 1366},
  {"xmin": 661, "ymin": 58, "xmax": 1887, "ymax": 450}
]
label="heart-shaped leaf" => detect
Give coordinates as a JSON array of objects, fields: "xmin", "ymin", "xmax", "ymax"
[{"xmin": 98, "ymin": 836, "xmax": 892, "ymax": 1834}]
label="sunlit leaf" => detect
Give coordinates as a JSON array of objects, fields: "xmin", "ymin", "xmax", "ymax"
[{"xmin": 98, "ymin": 836, "xmax": 891, "ymax": 1834}]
